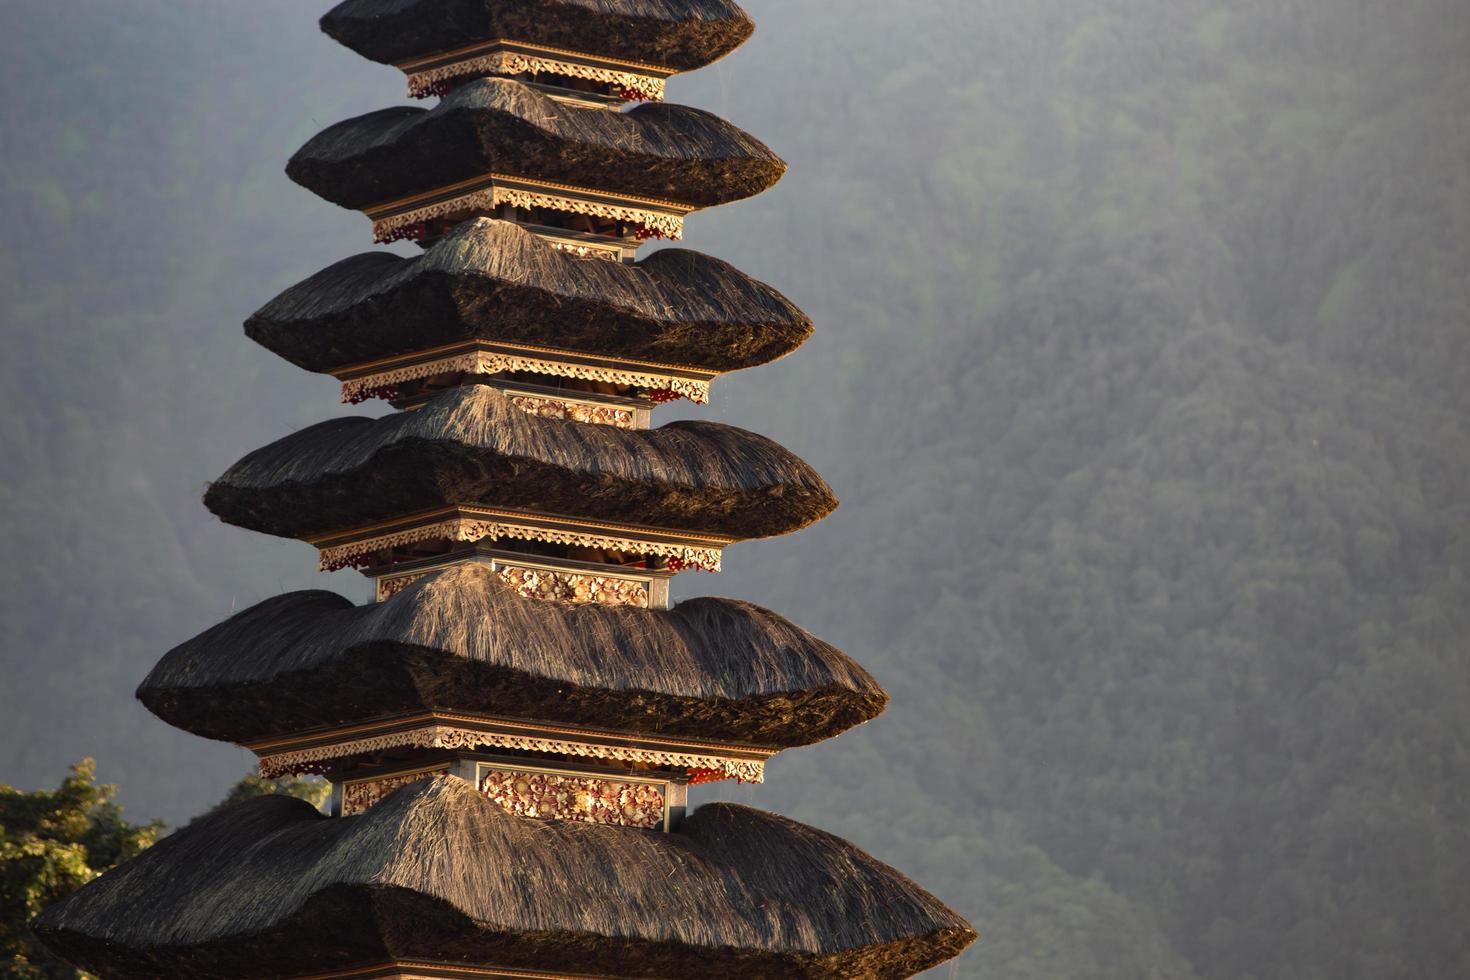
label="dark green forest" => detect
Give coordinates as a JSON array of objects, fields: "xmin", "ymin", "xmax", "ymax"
[{"xmin": 2, "ymin": 1, "xmax": 1468, "ymax": 977}]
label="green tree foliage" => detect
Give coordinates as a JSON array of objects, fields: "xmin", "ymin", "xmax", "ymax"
[
  {"xmin": 0, "ymin": 765, "xmax": 326, "ymax": 978},
  {"xmin": 0, "ymin": 761, "xmax": 160, "ymax": 980},
  {"xmin": 191, "ymin": 774, "xmax": 330, "ymax": 824}
]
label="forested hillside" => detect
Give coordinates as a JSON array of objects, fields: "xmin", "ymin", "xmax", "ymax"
[{"xmin": 3, "ymin": 2, "xmax": 1468, "ymax": 978}]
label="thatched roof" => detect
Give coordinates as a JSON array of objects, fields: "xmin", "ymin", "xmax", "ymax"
[
  {"xmin": 34, "ymin": 776, "xmax": 975, "ymax": 979},
  {"xmin": 320, "ymin": 0, "xmax": 754, "ymax": 72},
  {"xmin": 138, "ymin": 563, "xmax": 885, "ymax": 748},
  {"xmin": 203, "ymin": 384, "xmax": 836, "ymax": 540},
  {"xmin": 246, "ymin": 218, "xmax": 811, "ymax": 374},
  {"xmin": 287, "ymin": 78, "xmax": 782, "ymax": 212}
]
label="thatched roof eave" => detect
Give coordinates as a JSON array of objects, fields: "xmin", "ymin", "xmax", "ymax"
[
  {"xmin": 34, "ymin": 777, "xmax": 975, "ymax": 980},
  {"xmin": 245, "ymin": 218, "xmax": 813, "ymax": 375},
  {"xmin": 203, "ymin": 384, "xmax": 838, "ymax": 541},
  {"xmin": 137, "ymin": 563, "xmax": 887, "ymax": 749},
  {"xmin": 320, "ymin": 0, "xmax": 756, "ymax": 72},
  {"xmin": 287, "ymin": 78, "xmax": 784, "ymax": 212}
]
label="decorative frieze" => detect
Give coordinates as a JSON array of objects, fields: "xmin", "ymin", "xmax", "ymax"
[
  {"xmin": 497, "ymin": 565, "xmax": 650, "ymax": 607},
  {"xmin": 397, "ymin": 40, "xmax": 673, "ymax": 102},
  {"xmin": 375, "ymin": 572, "xmax": 428, "ymax": 602},
  {"xmin": 371, "ymin": 551, "xmax": 666, "ymax": 607},
  {"xmin": 478, "ymin": 766, "xmax": 666, "ymax": 829},
  {"xmin": 252, "ymin": 712, "xmax": 771, "ymax": 785},
  {"xmin": 541, "ymin": 236, "xmax": 625, "ymax": 260},
  {"xmin": 313, "ymin": 506, "xmax": 726, "ymax": 574},
  {"xmin": 508, "ymin": 394, "xmax": 635, "ymax": 429},
  {"xmin": 364, "ymin": 174, "xmax": 691, "ymax": 245},
  {"xmin": 340, "ymin": 767, "xmax": 449, "ymax": 817},
  {"xmin": 335, "ymin": 340, "xmax": 714, "ymax": 406}
]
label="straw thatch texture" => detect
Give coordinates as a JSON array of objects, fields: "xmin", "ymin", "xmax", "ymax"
[
  {"xmin": 320, "ymin": 0, "xmax": 754, "ymax": 72},
  {"xmin": 34, "ymin": 776, "xmax": 975, "ymax": 979},
  {"xmin": 286, "ymin": 78, "xmax": 783, "ymax": 211},
  {"xmin": 203, "ymin": 384, "xmax": 837, "ymax": 539},
  {"xmin": 138, "ymin": 563, "xmax": 885, "ymax": 747},
  {"xmin": 246, "ymin": 219, "xmax": 811, "ymax": 373}
]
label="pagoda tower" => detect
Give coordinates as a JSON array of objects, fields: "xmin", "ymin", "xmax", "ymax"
[{"xmin": 35, "ymin": 3, "xmax": 976, "ymax": 978}]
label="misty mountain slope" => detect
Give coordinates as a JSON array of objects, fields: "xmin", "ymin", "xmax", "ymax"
[{"xmin": 691, "ymin": 1, "xmax": 1470, "ymax": 978}]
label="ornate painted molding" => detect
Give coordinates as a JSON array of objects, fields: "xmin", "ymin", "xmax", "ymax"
[
  {"xmin": 507, "ymin": 394, "xmax": 636, "ymax": 429},
  {"xmin": 341, "ymin": 767, "xmax": 450, "ymax": 817},
  {"xmin": 541, "ymin": 236, "xmax": 623, "ymax": 260},
  {"xmin": 497, "ymin": 565, "xmax": 650, "ymax": 607},
  {"xmin": 315, "ymin": 510, "xmax": 725, "ymax": 573},
  {"xmin": 255, "ymin": 716, "xmax": 768, "ymax": 785},
  {"xmin": 479, "ymin": 766, "xmax": 666, "ymax": 829},
  {"xmin": 337, "ymin": 347, "xmax": 711, "ymax": 405},
  {"xmin": 406, "ymin": 50, "xmax": 667, "ymax": 102},
  {"xmin": 375, "ymin": 571, "xmax": 428, "ymax": 602},
  {"xmin": 365, "ymin": 175, "xmax": 691, "ymax": 244}
]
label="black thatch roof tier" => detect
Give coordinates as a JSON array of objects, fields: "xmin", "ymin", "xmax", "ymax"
[
  {"xmin": 246, "ymin": 218, "xmax": 811, "ymax": 375},
  {"xmin": 203, "ymin": 384, "xmax": 836, "ymax": 540},
  {"xmin": 286, "ymin": 78, "xmax": 783, "ymax": 212},
  {"xmin": 34, "ymin": 777, "xmax": 975, "ymax": 979},
  {"xmin": 138, "ymin": 563, "xmax": 885, "ymax": 749},
  {"xmin": 320, "ymin": 0, "xmax": 754, "ymax": 73}
]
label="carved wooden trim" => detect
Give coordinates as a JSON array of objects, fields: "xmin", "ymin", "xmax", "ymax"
[
  {"xmin": 317, "ymin": 512, "xmax": 723, "ymax": 574},
  {"xmin": 252, "ymin": 713, "xmax": 771, "ymax": 785},
  {"xmin": 336, "ymin": 346, "xmax": 712, "ymax": 405},
  {"xmin": 404, "ymin": 48, "xmax": 668, "ymax": 102},
  {"xmin": 364, "ymin": 174, "xmax": 692, "ymax": 243}
]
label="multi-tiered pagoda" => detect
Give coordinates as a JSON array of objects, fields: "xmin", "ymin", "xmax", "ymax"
[{"xmin": 35, "ymin": 3, "xmax": 975, "ymax": 977}]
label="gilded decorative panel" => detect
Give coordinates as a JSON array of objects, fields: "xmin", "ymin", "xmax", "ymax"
[
  {"xmin": 478, "ymin": 766, "xmax": 666, "ymax": 829},
  {"xmin": 376, "ymin": 571, "xmax": 428, "ymax": 602},
  {"xmin": 341, "ymin": 768, "xmax": 449, "ymax": 816},
  {"xmin": 497, "ymin": 565, "xmax": 650, "ymax": 607},
  {"xmin": 508, "ymin": 394, "xmax": 635, "ymax": 429}
]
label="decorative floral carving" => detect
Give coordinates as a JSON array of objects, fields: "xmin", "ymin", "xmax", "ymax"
[
  {"xmin": 341, "ymin": 768, "xmax": 449, "ymax": 816},
  {"xmin": 257, "ymin": 722, "xmax": 765, "ymax": 784},
  {"xmin": 688, "ymin": 766, "xmax": 738, "ymax": 786},
  {"xmin": 371, "ymin": 185, "xmax": 685, "ymax": 245},
  {"xmin": 478, "ymin": 768, "xmax": 665, "ymax": 828},
  {"xmin": 377, "ymin": 222, "xmax": 426, "ymax": 245},
  {"xmin": 346, "ymin": 383, "xmax": 402, "ymax": 405},
  {"xmin": 339, "ymin": 350, "xmax": 711, "ymax": 405},
  {"xmin": 319, "ymin": 518, "xmax": 501, "ymax": 571},
  {"xmin": 406, "ymin": 51, "xmax": 667, "ymax": 102},
  {"xmin": 508, "ymin": 394, "xmax": 635, "ymax": 429},
  {"xmin": 498, "ymin": 565, "xmax": 650, "ymax": 607},
  {"xmin": 500, "ymin": 188, "xmax": 685, "ymax": 238},
  {"xmin": 376, "ymin": 572, "xmax": 428, "ymax": 602},
  {"xmin": 544, "ymin": 238, "xmax": 622, "ymax": 260},
  {"xmin": 317, "ymin": 514, "xmax": 722, "ymax": 574}
]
